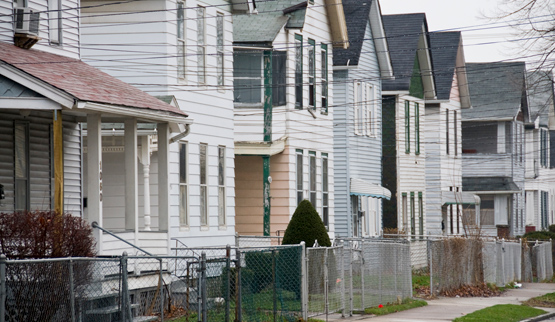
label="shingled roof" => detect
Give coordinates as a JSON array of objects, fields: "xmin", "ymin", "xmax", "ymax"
[
  {"xmin": 429, "ymin": 31, "xmax": 460, "ymax": 100},
  {"xmin": 382, "ymin": 13, "xmax": 428, "ymax": 92},
  {"xmin": 463, "ymin": 62, "xmax": 526, "ymax": 121},
  {"xmin": 333, "ymin": 0, "xmax": 372, "ymax": 66},
  {"xmin": 0, "ymin": 42, "xmax": 187, "ymax": 118},
  {"xmin": 233, "ymin": 0, "xmax": 306, "ymax": 44}
]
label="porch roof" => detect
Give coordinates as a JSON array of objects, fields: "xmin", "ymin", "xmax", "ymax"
[
  {"xmin": 0, "ymin": 42, "xmax": 188, "ymax": 121},
  {"xmin": 462, "ymin": 176, "xmax": 521, "ymax": 194},
  {"xmin": 441, "ymin": 191, "xmax": 480, "ymax": 205},
  {"xmin": 350, "ymin": 178, "xmax": 391, "ymax": 200}
]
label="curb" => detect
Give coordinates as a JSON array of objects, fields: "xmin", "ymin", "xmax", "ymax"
[{"xmin": 521, "ymin": 312, "xmax": 555, "ymax": 322}]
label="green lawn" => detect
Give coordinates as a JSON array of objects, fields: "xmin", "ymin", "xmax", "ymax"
[
  {"xmin": 452, "ymin": 304, "xmax": 546, "ymax": 322},
  {"xmin": 524, "ymin": 292, "xmax": 555, "ymax": 308},
  {"xmin": 363, "ymin": 298, "xmax": 427, "ymax": 316}
]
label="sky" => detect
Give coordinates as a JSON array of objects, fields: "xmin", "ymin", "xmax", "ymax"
[{"xmin": 379, "ymin": 0, "xmax": 524, "ymax": 64}]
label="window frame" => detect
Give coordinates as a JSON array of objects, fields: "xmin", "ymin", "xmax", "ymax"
[
  {"xmin": 309, "ymin": 151, "xmax": 316, "ymax": 207},
  {"xmin": 410, "ymin": 192, "xmax": 415, "ymax": 235},
  {"xmin": 233, "ymin": 50, "xmax": 263, "ymax": 105},
  {"xmin": 415, "ymin": 102, "xmax": 420, "ymax": 154},
  {"xmin": 216, "ymin": 12, "xmax": 224, "ymax": 87},
  {"xmin": 322, "ymin": 153, "xmax": 329, "ymax": 229},
  {"xmin": 366, "ymin": 83, "xmax": 375, "ymax": 137},
  {"xmin": 320, "ymin": 43, "xmax": 328, "ymax": 114},
  {"xmin": 179, "ymin": 142, "xmax": 189, "ymax": 227},
  {"xmin": 354, "ymin": 81, "xmax": 362, "ymax": 136},
  {"xmin": 218, "ymin": 145, "xmax": 226, "ymax": 226},
  {"xmin": 418, "ymin": 192, "xmax": 424, "ymax": 237},
  {"xmin": 296, "ymin": 149, "xmax": 303, "ymax": 205},
  {"xmin": 295, "ymin": 34, "xmax": 303, "ymax": 109},
  {"xmin": 308, "ymin": 38, "xmax": 316, "ymax": 110},
  {"xmin": 405, "ymin": 101, "xmax": 410, "ymax": 154},
  {"xmin": 199, "ymin": 143, "xmax": 208, "ymax": 226},
  {"xmin": 272, "ymin": 51, "xmax": 287, "ymax": 106},
  {"xmin": 196, "ymin": 6, "xmax": 206, "ymax": 84},
  {"xmin": 454, "ymin": 110, "xmax": 458, "ymax": 156},
  {"xmin": 177, "ymin": 1, "xmax": 186, "ymax": 80}
]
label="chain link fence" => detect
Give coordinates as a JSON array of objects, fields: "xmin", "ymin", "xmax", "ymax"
[{"xmin": 482, "ymin": 240, "xmax": 522, "ymax": 286}]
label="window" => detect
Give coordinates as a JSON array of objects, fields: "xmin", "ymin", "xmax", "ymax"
[
  {"xmin": 218, "ymin": 146, "xmax": 225, "ymax": 226},
  {"xmin": 308, "ymin": 39, "xmax": 316, "ymax": 110},
  {"xmin": 454, "ymin": 110, "xmax": 458, "ymax": 156},
  {"xmin": 410, "ymin": 192, "xmax": 415, "ymax": 235},
  {"xmin": 405, "ymin": 101, "xmax": 410, "ymax": 153},
  {"xmin": 14, "ymin": 122, "xmax": 29, "ymax": 211},
  {"xmin": 272, "ymin": 51, "xmax": 286, "ymax": 106},
  {"xmin": 480, "ymin": 195, "xmax": 495, "ymax": 226},
  {"xmin": 296, "ymin": 149, "xmax": 303, "ymax": 205},
  {"xmin": 48, "ymin": 0, "xmax": 62, "ymax": 44},
  {"xmin": 354, "ymin": 82, "xmax": 363, "ymax": 135},
  {"xmin": 216, "ymin": 13, "xmax": 224, "ymax": 86},
  {"xmin": 446, "ymin": 109, "xmax": 450, "ymax": 155},
  {"xmin": 179, "ymin": 143, "xmax": 189, "ymax": 226},
  {"xmin": 321, "ymin": 44, "xmax": 328, "ymax": 114},
  {"xmin": 309, "ymin": 151, "xmax": 316, "ymax": 206},
  {"xmin": 233, "ymin": 51, "xmax": 262, "ymax": 104},
  {"xmin": 354, "ymin": 82, "xmax": 376, "ymax": 137},
  {"xmin": 541, "ymin": 191, "xmax": 548, "ymax": 229},
  {"xmin": 322, "ymin": 153, "xmax": 329, "ymax": 228},
  {"xmin": 295, "ymin": 34, "xmax": 303, "ymax": 109},
  {"xmin": 541, "ymin": 129, "xmax": 548, "ymax": 167},
  {"xmin": 418, "ymin": 192, "xmax": 424, "ymax": 236},
  {"xmin": 177, "ymin": 1, "xmax": 186, "ymax": 79},
  {"xmin": 196, "ymin": 6, "xmax": 206, "ymax": 84},
  {"xmin": 366, "ymin": 84, "xmax": 375, "ymax": 136},
  {"xmin": 402, "ymin": 193, "xmax": 408, "ymax": 233},
  {"xmin": 415, "ymin": 103, "xmax": 420, "ymax": 154},
  {"xmin": 199, "ymin": 143, "xmax": 208, "ymax": 226}
]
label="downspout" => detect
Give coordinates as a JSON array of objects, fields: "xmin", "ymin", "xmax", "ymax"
[
  {"xmin": 263, "ymin": 50, "xmax": 272, "ymax": 236},
  {"xmin": 169, "ymin": 123, "xmax": 191, "ymax": 144}
]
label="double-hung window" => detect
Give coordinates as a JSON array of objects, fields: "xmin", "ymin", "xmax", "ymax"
[
  {"xmin": 177, "ymin": 1, "xmax": 186, "ymax": 79},
  {"xmin": 308, "ymin": 39, "xmax": 316, "ymax": 110},
  {"xmin": 321, "ymin": 44, "xmax": 328, "ymax": 114},
  {"xmin": 354, "ymin": 82, "xmax": 376, "ymax": 137},
  {"xmin": 541, "ymin": 128, "xmax": 548, "ymax": 167},
  {"xmin": 296, "ymin": 149, "xmax": 303, "ymax": 205},
  {"xmin": 295, "ymin": 34, "xmax": 303, "ymax": 109},
  {"xmin": 354, "ymin": 82, "xmax": 363, "ymax": 135},
  {"xmin": 309, "ymin": 151, "xmax": 316, "ymax": 206},
  {"xmin": 199, "ymin": 143, "xmax": 208, "ymax": 226},
  {"xmin": 405, "ymin": 101, "xmax": 410, "ymax": 153},
  {"xmin": 233, "ymin": 51, "xmax": 262, "ymax": 104},
  {"xmin": 454, "ymin": 110, "xmax": 458, "ymax": 156},
  {"xmin": 446, "ymin": 110, "xmax": 450, "ymax": 155},
  {"xmin": 218, "ymin": 146, "xmax": 225, "ymax": 226},
  {"xmin": 14, "ymin": 122, "xmax": 30, "ymax": 211},
  {"xmin": 366, "ymin": 83, "xmax": 375, "ymax": 136},
  {"xmin": 322, "ymin": 153, "xmax": 329, "ymax": 228},
  {"xmin": 179, "ymin": 143, "xmax": 189, "ymax": 226},
  {"xmin": 415, "ymin": 102, "xmax": 420, "ymax": 154},
  {"xmin": 196, "ymin": 6, "xmax": 206, "ymax": 84},
  {"xmin": 216, "ymin": 13, "xmax": 224, "ymax": 86},
  {"xmin": 272, "ymin": 51, "xmax": 287, "ymax": 106}
]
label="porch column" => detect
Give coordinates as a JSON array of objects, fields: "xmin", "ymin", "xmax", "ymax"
[
  {"xmin": 53, "ymin": 110, "xmax": 64, "ymax": 214},
  {"xmin": 158, "ymin": 123, "xmax": 170, "ymax": 233},
  {"xmin": 124, "ymin": 119, "xmax": 138, "ymax": 241},
  {"xmin": 87, "ymin": 114, "xmax": 103, "ymax": 253},
  {"xmin": 140, "ymin": 136, "xmax": 152, "ymax": 231}
]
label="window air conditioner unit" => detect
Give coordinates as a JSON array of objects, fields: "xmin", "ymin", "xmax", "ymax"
[
  {"xmin": 13, "ymin": 7, "xmax": 40, "ymax": 49},
  {"xmin": 15, "ymin": 7, "xmax": 40, "ymax": 37}
]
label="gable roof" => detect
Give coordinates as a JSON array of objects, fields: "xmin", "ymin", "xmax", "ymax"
[
  {"xmin": 333, "ymin": 0, "xmax": 372, "ymax": 66},
  {"xmin": 429, "ymin": 31, "xmax": 461, "ymax": 100},
  {"xmin": 381, "ymin": 13, "xmax": 435, "ymax": 97},
  {"xmin": 526, "ymin": 70, "xmax": 554, "ymax": 127},
  {"xmin": 233, "ymin": 0, "xmax": 307, "ymax": 44},
  {"xmin": 463, "ymin": 62, "xmax": 527, "ymax": 121},
  {"xmin": 0, "ymin": 42, "xmax": 188, "ymax": 119}
]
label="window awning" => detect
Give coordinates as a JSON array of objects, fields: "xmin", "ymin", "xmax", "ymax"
[
  {"xmin": 441, "ymin": 191, "xmax": 481, "ymax": 205},
  {"xmin": 350, "ymin": 178, "xmax": 391, "ymax": 200}
]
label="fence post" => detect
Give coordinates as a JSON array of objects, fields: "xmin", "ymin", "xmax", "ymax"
[
  {"xmin": 300, "ymin": 241, "xmax": 307, "ymax": 321},
  {"xmin": 349, "ymin": 242, "xmax": 353, "ymax": 316},
  {"xmin": 360, "ymin": 240, "xmax": 365, "ymax": 309},
  {"xmin": 394, "ymin": 244, "xmax": 398, "ymax": 296},
  {"xmin": 428, "ymin": 239, "xmax": 433, "ymax": 297},
  {"xmin": 340, "ymin": 243, "xmax": 345, "ymax": 318},
  {"xmin": 121, "ymin": 252, "xmax": 131, "ymax": 322},
  {"xmin": 0, "ymin": 254, "xmax": 6, "ymax": 322},
  {"xmin": 159, "ymin": 259, "xmax": 164, "ymax": 321},
  {"xmin": 201, "ymin": 252, "xmax": 207, "ymax": 322},
  {"xmin": 235, "ymin": 247, "xmax": 242, "ymax": 322},
  {"xmin": 324, "ymin": 248, "xmax": 329, "ymax": 319},
  {"xmin": 225, "ymin": 245, "xmax": 231, "ymax": 322},
  {"xmin": 68, "ymin": 258, "xmax": 76, "ymax": 322},
  {"xmin": 272, "ymin": 249, "xmax": 277, "ymax": 322},
  {"xmin": 501, "ymin": 239, "xmax": 506, "ymax": 285}
]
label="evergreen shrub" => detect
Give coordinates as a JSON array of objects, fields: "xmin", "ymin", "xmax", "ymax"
[{"xmin": 282, "ymin": 200, "xmax": 331, "ymax": 247}]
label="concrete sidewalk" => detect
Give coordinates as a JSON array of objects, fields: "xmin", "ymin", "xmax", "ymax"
[{"xmin": 321, "ymin": 283, "xmax": 555, "ymax": 322}]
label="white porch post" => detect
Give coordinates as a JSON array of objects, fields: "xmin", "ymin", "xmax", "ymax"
[
  {"xmin": 124, "ymin": 119, "xmax": 138, "ymax": 244},
  {"xmin": 87, "ymin": 114, "xmax": 103, "ymax": 253},
  {"xmin": 140, "ymin": 136, "xmax": 152, "ymax": 231},
  {"xmin": 158, "ymin": 123, "xmax": 170, "ymax": 235}
]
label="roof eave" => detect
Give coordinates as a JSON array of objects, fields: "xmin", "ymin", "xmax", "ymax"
[
  {"xmin": 369, "ymin": 0, "xmax": 393, "ymax": 79},
  {"xmin": 80, "ymin": 101, "xmax": 192, "ymax": 125}
]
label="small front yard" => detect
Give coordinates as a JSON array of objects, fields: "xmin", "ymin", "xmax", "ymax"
[
  {"xmin": 524, "ymin": 292, "xmax": 555, "ymax": 308},
  {"xmin": 364, "ymin": 298, "xmax": 428, "ymax": 316}
]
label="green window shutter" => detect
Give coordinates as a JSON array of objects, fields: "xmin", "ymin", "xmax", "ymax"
[
  {"xmin": 405, "ymin": 101, "xmax": 410, "ymax": 154},
  {"xmin": 418, "ymin": 192, "xmax": 423, "ymax": 236},
  {"xmin": 410, "ymin": 192, "xmax": 415, "ymax": 235},
  {"xmin": 415, "ymin": 102, "xmax": 420, "ymax": 155}
]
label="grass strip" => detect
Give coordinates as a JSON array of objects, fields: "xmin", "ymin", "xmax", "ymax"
[
  {"xmin": 452, "ymin": 304, "xmax": 546, "ymax": 322},
  {"xmin": 524, "ymin": 292, "xmax": 555, "ymax": 308},
  {"xmin": 364, "ymin": 298, "xmax": 427, "ymax": 316}
]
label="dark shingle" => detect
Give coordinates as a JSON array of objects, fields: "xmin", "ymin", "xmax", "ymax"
[
  {"xmin": 332, "ymin": 0, "xmax": 372, "ymax": 66},
  {"xmin": 381, "ymin": 13, "xmax": 428, "ymax": 92},
  {"xmin": 429, "ymin": 32, "xmax": 460, "ymax": 100},
  {"xmin": 463, "ymin": 177, "xmax": 520, "ymax": 192},
  {"xmin": 463, "ymin": 62, "xmax": 526, "ymax": 120}
]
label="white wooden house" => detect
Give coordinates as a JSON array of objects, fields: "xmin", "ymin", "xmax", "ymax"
[
  {"xmin": 381, "ymin": 13, "xmax": 436, "ymax": 236},
  {"xmin": 81, "ymin": 0, "xmax": 237, "ymax": 248},
  {"xmin": 462, "ymin": 62, "xmax": 528, "ymax": 238},
  {"xmin": 332, "ymin": 0, "xmax": 393, "ymax": 238},
  {"xmin": 524, "ymin": 70, "xmax": 555, "ymax": 231},
  {"xmin": 0, "ymin": 0, "xmax": 190, "ymax": 256},
  {"xmin": 425, "ymin": 31, "xmax": 479, "ymax": 236},
  {"xmin": 232, "ymin": 0, "xmax": 348, "ymax": 236}
]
